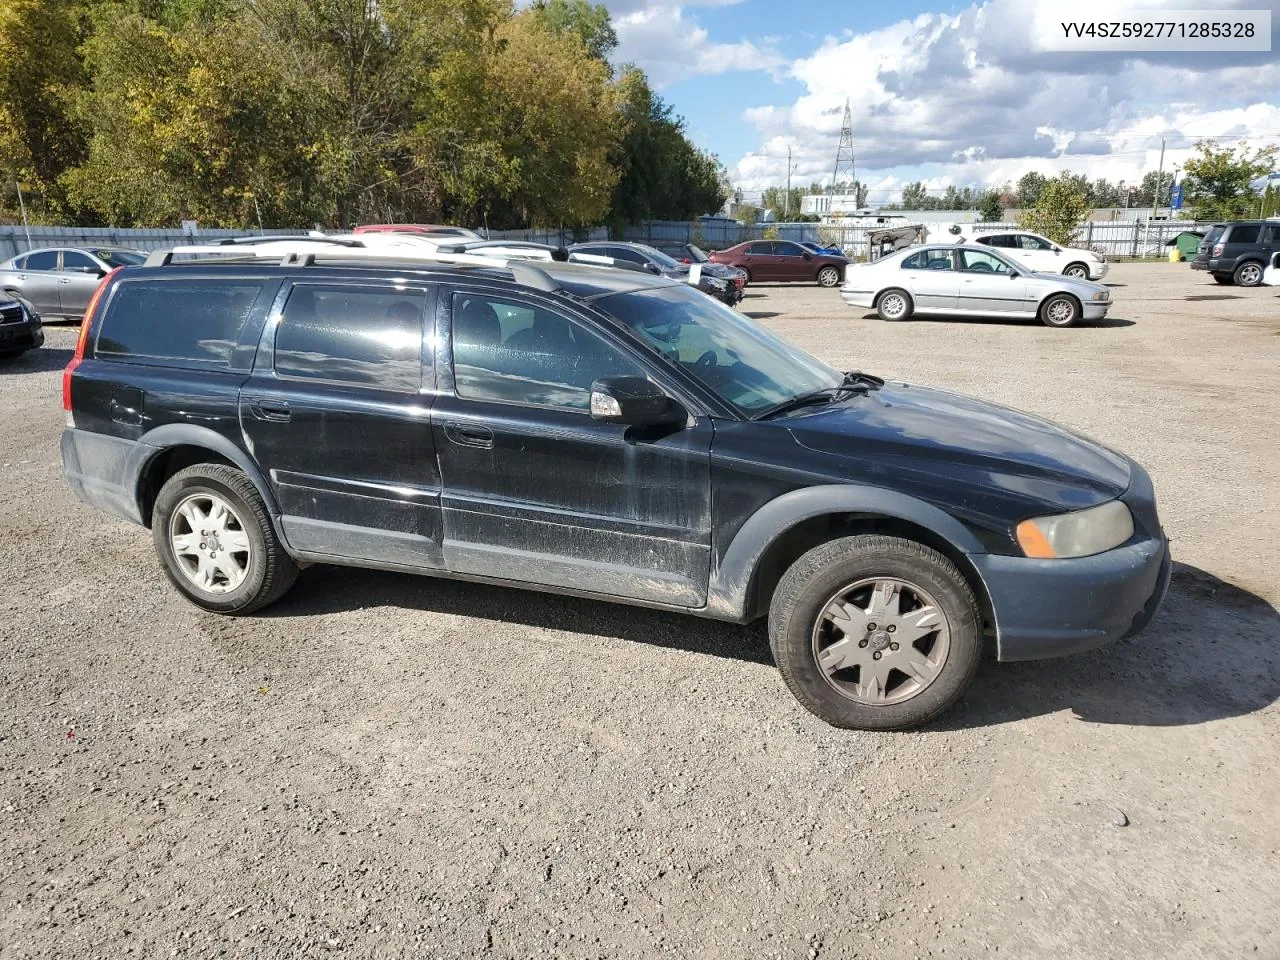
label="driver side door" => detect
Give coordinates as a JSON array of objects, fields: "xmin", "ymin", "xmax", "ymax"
[
  {"xmin": 956, "ymin": 249, "xmax": 1032, "ymax": 315},
  {"xmin": 58, "ymin": 250, "xmax": 108, "ymax": 318},
  {"xmin": 433, "ymin": 287, "xmax": 715, "ymax": 606}
]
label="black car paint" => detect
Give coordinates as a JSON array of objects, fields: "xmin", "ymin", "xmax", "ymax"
[
  {"xmin": 1189, "ymin": 220, "xmax": 1275, "ymax": 278},
  {"xmin": 0, "ymin": 298, "xmax": 44, "ymax": 355},
  {"xmin": 62, "ymin": 260, "xmax": 1169, "ymax": 663}
]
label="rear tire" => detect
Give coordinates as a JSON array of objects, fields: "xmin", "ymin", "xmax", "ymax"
[
  {"xmin": 1212, "ymin": 273, "xmax": 1233, "ymax": 285},
  {"xmin": 1039, "ymin": 293, "xmax": 1080, "ymax": 328},
  {"xmin": 876, "ymin": 288, "xmax": 913, "ymax": 321},
  {"xmin": 1233, "ymin": 261, "xmax": 1263, "ymax": 287},
  {"xmin": 768, "ymin": 535, "xmax": 983, "ymax": 730},
  {"xmin": 151, "ymin": 463, "xmax": 297, "ymax": 615}
]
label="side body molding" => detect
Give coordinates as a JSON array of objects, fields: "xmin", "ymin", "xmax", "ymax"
[
  {"xmin": 127, "ymin": 424, "xmax": 282, "ymax": 524},
  {"xmin": 703, "ymin": 484, "xmax": 990, "ymax": 622}
]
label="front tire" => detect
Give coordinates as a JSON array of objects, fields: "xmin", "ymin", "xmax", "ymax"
[
  {"xmin": 1040, "ymin": 293, "xmax": 1080, "ymax": 328},
  {"xmin": 817, "ymin": 265, "xmax": 841, "ymax": 287},
  {"xmin": 152, "ymin": 463, "xmax": 297, "ymax": 615},
  {"xmin": 1063, "ymin": 262, "xmax": 1089, "ymax": 280},
  {"xmin": 876, "ymin": 288, "xmax": 913, "ymax": 321},
  {"xmin": 768, "ymin": 535, "xmax": 982, "ymax": 730},
  {"xmin": 1233, "ymin": 261, "xmax": 1263, "ymax": 287}
]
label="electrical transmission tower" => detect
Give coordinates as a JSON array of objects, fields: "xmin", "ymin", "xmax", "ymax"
[{"xmin": 831, "ymin": 99, "xmax": 857, "ymax": 202}]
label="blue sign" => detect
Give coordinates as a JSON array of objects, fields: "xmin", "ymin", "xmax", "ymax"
[{"xmin": 1170, "ymin": 183, "xmax": 1183, "ymax": 210}]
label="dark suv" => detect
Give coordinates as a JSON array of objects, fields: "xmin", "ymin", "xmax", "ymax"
[
  {"xmin": 1190, "ymin": 220, "xmax": 1276, "ymax": 285},
  {"xmin": 61, "ymin": 253, "xmax": 1170, "ymax": 730}
]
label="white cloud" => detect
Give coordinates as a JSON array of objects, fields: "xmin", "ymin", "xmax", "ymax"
[
  {"xmin": 723, "ymin": 0, "xmax": 1280, "ymax": 196},
  {"xmin": 610, "ymin": 4, "xmax": 783, "ymax": 88}
]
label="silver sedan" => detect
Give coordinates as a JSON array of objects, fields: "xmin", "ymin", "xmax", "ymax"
[
  {"xmin": 840, "ymin": 243, "xmax": 1112, "ymax": 328},
  {"xmin": 0, "ymin": 246, "xmax": 146, "ymax": 322}
]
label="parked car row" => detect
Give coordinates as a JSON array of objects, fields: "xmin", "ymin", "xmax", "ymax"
[{"xmin": 59, "ymin": 242, "xmax": 1170, "ymax": 730}]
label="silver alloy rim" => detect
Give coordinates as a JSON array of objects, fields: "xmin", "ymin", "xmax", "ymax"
[
  {"xmin": 1066, "ymin": 266, "xmax": 1087, "ymax": 278},
  {"xmin": 1239, "ymin": 264, "xmax": 1261, "ymax": 285},
  {"xmin": 819, "ymin": 267, "xmax": 839, "ymax": 287},
  {"xmin": 811, "ymin": 577, "xmax": 951, "ymax": 706},
  {"xmin": 1046, "ymin": 297, "xmax": 1075, "ymax": 325},
  {"xmin": 881, "ymin": 293, "xmax": 907, "ymax": 318},
  {"xmin": 169, "ymin": 493, "xmax": 251, "ymax": 594}
]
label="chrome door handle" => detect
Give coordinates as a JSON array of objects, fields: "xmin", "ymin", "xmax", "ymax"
[{"xmin": 58, "ymin": 278, "xmax": 73, "ymax": 284}]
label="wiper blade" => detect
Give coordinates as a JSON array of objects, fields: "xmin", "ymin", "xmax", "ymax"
[
  {"xmin": 754, "ymin": 371, "xmax": 883, "ymax": 421},
  {"xmin": 840, "ymin": 370, "xmax": 883, "ymax": 391}
]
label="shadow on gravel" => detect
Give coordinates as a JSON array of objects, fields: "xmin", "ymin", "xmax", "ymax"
[
  {"xmin": 743, "ymin": 311, "xmax": 780, "ymax": 319},
  {"xmin": 856, "ymin": 313, "xmax": 1136, "ymax": 329},
  {"xmin": 0, "ymin": 346, "xmax": 73, "ymax": 373},
  {"xmin": 934, "ymin": 562, "xmax": 1280, "ymax": 730},
  {"xmin": 265, "ymin": 564, "xmax": 775, "ymax": 666}
]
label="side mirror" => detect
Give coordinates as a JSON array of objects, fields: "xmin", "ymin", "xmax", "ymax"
[
  {"xmin": 802, "ymin": 251, "xmax": 813, "ymax": 261},
  {"xmin": 644, "ymin": 262, "xmax": 662, "ymax": 275},
  {"xmin": 590, "ymin": 376, "xmax": 682, "ymax": 427},
  {"xmin": 1053, "ymin": 248, "xmax": 1061, "ymax": 255},
  {"xmin": 1010, "ymin": 270, "xmax": 1020, "ymax": 279}
]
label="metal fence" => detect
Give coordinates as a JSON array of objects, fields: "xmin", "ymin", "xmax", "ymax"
[{"xmin": 0, "ymin": 218, "xmax": 1214, "ymax": 262}]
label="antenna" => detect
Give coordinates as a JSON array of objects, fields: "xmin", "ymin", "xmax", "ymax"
[{"xmin": 831, "ymin": 99, "xmax": 857, "ymax": 203}]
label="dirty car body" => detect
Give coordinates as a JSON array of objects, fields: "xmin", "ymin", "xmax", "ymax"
[{"xmin": 61, "ymin": 255, "xmax": 1169, "ymax": 729}]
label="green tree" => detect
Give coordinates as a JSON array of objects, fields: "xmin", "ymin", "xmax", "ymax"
[
  {"xmin": 978, "ymin": 190, "xmax": 1002, "ymax": 222},
  {"xmin": 529, "ymin": 0, "xmax": 616, "ymax": 63},
  {"xmin": 1016, "ymin": 171, "xmax": 1047, "ymax": 207},
  {"xmin": 1181, "ymin": 140, "xmax": 1278, "ymax": 221},
  {"xmin": 0, "ymin": 0, "xmax": 92, "ymax": 221},
  {"xmin": 1134, "ymin": 169, "xmax": 1174, "ymax": 208},
  {"xmin": 1017, "ymin": 174, "xmax": 1089, "ymax": 245},
  {"xmin": 901, "ymin": 181, "xmax": 928, "ymax": 209}
]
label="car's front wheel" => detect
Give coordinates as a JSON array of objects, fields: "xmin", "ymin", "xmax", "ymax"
[
  {"xmin": 817, "ymin": 265, "xmax": 841, "ymax": 287},
  {"xmin": 1039, "ymin": 293, "xmax": 1080, "ymax": 327},
  {"xmin": 768, "ymin": 535, "xmax": 983, "ymax": 730},
  {"xmin": 152, "ymin": 463, "xmax": 298, "ymax": 615},
  {"xmin": 1063, "ymin": 262, "xmax": 1090, "ymax": 279}
]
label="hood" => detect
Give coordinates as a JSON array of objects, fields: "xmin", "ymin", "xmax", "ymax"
[
  {"xmin": 785, "ymin": 381, "xmax": 1131, "ymax": 518},
  {"xmin": 1028, "ymin": 271, "xmax": 1107, "ymax": 295}
]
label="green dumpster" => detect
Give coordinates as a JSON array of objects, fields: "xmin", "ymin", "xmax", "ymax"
[{"xmin": 1166, "ymin": 231, "xmax": 1204, "ymax": 261}]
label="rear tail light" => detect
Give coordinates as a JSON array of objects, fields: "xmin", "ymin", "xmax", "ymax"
[
  {"xmin": 63, "ymin": 267, "xmax": 121, "ymax": 414},
  {"xmin": 1213, "ymin": 243, "xmax": 1224, "ymax": 256}
]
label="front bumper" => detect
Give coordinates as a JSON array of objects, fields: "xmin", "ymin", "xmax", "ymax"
[
  {"xmin": 0, "ymin": 315, "xmax": 44, "ymax": 352},
  {"xmin": 1089, "ymin": 261, "xmax": 1109, "ymax": 280},
  {"xmin": 1082, "ymin": 300, "xmax": 1112, "ymax": 320},
  {"xmin": 975, "ymin": 536, "xmax": 1171, "ymax": 662}
]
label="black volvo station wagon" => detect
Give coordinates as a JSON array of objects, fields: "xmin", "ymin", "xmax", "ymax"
[{"xmin": 61, "ymin": 252, "xmax": 1170, "ymax": 729}]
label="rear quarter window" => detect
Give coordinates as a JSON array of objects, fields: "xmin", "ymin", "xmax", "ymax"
[
  {"xmin": 95, "ymin": 280, "xmax": 265, "ymax": 365},
  {"xmin": 1227, "ymin": 224, "xmax": 1260, "ymax": 245}
]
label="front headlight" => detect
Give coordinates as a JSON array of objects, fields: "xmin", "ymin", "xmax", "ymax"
[
  {"xmin": 1092, "ymin": 291, "xmax": 1109, "ymax": 301},
  {"xmin": 1015, "ymin": 500, "xmax": 1133, "ymax": 559}
]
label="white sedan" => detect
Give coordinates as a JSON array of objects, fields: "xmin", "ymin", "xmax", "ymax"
[
  {"xmin": 840, "ymin": 243, "xmax": 1113, "ymax": 328},
  {"xmin": 961, "ymin": 229, "xmax": 1108, "ymax": 280}
]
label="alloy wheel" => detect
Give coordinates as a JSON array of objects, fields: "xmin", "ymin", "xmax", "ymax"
[
  {"xmin": 1045, "ymin": 297, "xmax": 1076, "ymax": 326},
  {"xmin": 168, "ymin": 493, "xmax": 252, "ymax": 594},
  {"xmin": 1238, "ymin": 263, "xmax": 1262, "ymax": 286},
  {"xmin": 810, "ymin": 577, "xmax": 951, "ymax": 705},
  {"xmin": 1065, "ymin": 265, "xmax": 1088, "ymax": 279},
  {"xmin": 818, "ymin": 266, "xmax": 840, "ymax": 287},
  {"xmin": 880, "ymin": 293, "xmax": 907, "ymax": 319}
]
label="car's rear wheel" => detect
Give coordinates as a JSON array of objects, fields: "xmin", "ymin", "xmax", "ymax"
[
  {"xmin": 876, "ymin": 288, "xmax": 913, "ymax": 321},
  {"xmin": 152, "ymin": 463, "xmax": 297, "ymax": 615},
  {"xmin": 1233, "ymin": 261, "xmax": 1263, "ymax": 286},
  {"xmin": 1063, "ymin": 262, "xmax": 1089, "ymax": 279},
  {"xmin": 817, "ymin": 265, "xmax": 841, "ymax": 287},
  {"xmin": 1039, "ymin": 293, "xmax": 1080, "ymax": 328},
  {"xmin": 768, "ymin": 535, "xmax": 983, "ymax": 730},
  {"xmin": 1212, "ymin": 273, "xmax": 1233, "ymax": 284}
]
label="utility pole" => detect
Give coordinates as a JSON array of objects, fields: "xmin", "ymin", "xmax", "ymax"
[
  {"xmin": 785, "ymin": 146, "xmax": 791, "ymax": 220},
  {"xmin": 1154, "ymin": 137, "xmax": 1165, "ymax": 218},
  {"xmin": 14, "ymin": 182, "xmax": 32, "ymax": 250}
]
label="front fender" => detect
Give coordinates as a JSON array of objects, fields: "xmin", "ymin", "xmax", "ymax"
[{"xmin": 703, "ymin": 484, "xmax": 988, "ymax": 621}]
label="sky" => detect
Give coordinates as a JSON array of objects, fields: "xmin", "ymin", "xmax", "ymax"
[{"xmin": 605, "ymin": 0, "xmax": 1280, "ymax": 204}]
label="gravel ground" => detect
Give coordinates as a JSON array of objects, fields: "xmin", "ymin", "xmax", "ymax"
[{"xmin": 1, "ymin": 262, "xmax": 1277, "ymax": 959}]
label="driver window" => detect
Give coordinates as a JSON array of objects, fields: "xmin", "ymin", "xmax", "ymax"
[
  {"xmin": 61, "ymin": 251, "xmax": 100, "ymax": 273},
  {"xmin": 775, "ymin": 243, "xmax": 802, "ymax": 257},
  {"xmin": 451, "ymin": 294, "xmax": 641, "ymax": 411},
  {"xmin": 1018, "ymin": 234, "xmax": 1052, "ymax": 250},
  {"xmin": 959, "ymin": 250, "xmax": 1014, "ymax": 274}
]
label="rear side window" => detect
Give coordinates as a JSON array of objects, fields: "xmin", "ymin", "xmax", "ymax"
[
  {"xmin": 1205, "ymin": 225, "xmax": 1225, "ymax": 244},
  {"xmin": 25, "ymin": 251, "xmax": 57, "ymax": 271},
  {"xmin": 96, "ymin": 280, "xmax": 264, "ymax": 365},
  {"xmin": 273, "ymin": 284, "xmax": 425, "ymax": 392},
  {"xmin": 1227, "ymin": 224, "xmax": 1259, "ymax": 244},
  {"xmin": 902, "ymin": 249, "xmax": 956, "ymax": 270}
]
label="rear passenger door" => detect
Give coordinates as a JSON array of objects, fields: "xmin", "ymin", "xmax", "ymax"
[
  {"xmin": 239, "ymin": 280, "xmax": 443, "ymax": 569},
  {"xmin": 899, "ymin": 249, "xmax": 960, "ymax": 311},
  {"xmin": 13, "ymin": 251, "xmax": 63, "ymax": 316}
]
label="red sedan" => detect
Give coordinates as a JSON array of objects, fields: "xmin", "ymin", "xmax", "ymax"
[{"xmin": 709, "ymin": 239, "xmax": 848, "ymax": 287}]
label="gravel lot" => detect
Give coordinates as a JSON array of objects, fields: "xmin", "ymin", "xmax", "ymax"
[{"xmin": 1, "ymin": 262, "xmax": 1277, "ymax": 959}]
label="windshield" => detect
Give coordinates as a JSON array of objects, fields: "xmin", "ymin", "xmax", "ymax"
[
  {"xmin": 97, "ymin": 249, "xmax": 146, "ymax": 267},
  {"xmin": 596, "ymin": 284, "xmax": 842, "ymax": 415},
  {"xmin": 630, "ymin": 243, "xmax": 682, "ymax": 270}
]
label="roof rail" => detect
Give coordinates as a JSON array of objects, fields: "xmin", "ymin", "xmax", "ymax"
[
  {"xmin": 210, "ymin": 235, "xmax": 364, "ymax": 247},
  {"xmin": 145, "ymin": 243, "xmax": 562, "ymax": 293}
]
